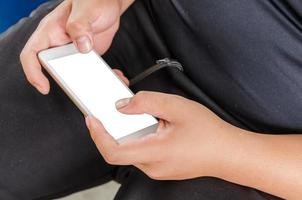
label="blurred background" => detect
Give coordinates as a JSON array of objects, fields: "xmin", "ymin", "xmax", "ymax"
[{"xmin": 0, "ymin": 0, "xmax": 48, "ymax": 32}]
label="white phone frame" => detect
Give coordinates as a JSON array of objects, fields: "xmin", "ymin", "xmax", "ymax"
[{"xmin": 38, "ymin": 43, "xmax": 158, "ymax": 143}]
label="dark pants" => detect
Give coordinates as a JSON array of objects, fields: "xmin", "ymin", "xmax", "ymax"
[{"xmin": 0, "ymin": 0, "xmax": 282, "ymax": 199}]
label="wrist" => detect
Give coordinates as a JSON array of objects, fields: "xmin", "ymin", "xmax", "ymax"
[
  {"xmin": 211, "ymin": 125, "xmax": 266, "ymax": 187},
  {"xmin": 207, "ymin": 124, "xmax": 251, "ymax": 179}
]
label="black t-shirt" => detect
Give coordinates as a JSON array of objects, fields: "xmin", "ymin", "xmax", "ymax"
[{"xmin": 150, "ymin": 0, "xmax": 302, "ymax": 133}]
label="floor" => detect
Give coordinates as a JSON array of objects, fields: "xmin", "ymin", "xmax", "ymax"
[{"xmin": 57, "ymin": 181, "xmax": 120, "ymax": 200}]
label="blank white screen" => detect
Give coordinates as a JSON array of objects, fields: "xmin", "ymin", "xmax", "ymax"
[{"xmin": 48, "ymin": 51, "xmax": 157, "ymax": 140}]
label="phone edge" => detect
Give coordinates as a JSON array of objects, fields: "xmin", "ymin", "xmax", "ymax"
[
  {"xmin": 38, "ymin": 49, "xmax": 92, "ymax": 117},
  {"xmin": 38, "ymin": 44, "xmax": 159, "ymax": 142}
]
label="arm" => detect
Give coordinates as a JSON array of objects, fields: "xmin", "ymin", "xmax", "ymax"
[
  {"xmin": 85, "ymin": 91, "xmax": 302, "ymax": 200},
  {"xmin": 218, "ymin": 128, "xmax": 302, "ymax": 199}
]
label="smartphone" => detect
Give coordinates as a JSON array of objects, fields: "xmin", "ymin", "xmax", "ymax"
[{"xmin": 38, "ymin": 43, "xmax": 158, "ymax": 142}]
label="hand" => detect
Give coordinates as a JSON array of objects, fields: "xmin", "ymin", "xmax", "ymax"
[
  {"xmin": 20, "ymin": 0, "xmax": 134, "ymax": 95},
  {"xmin": 112, "ymin": 69, "xmax": 129, "ymax": 86},
  {"xmin": 96, "ymin": 71, "xmax": 302, "ymax": 200},
  {"xmin": 85, "ymin": 91, "xmax": 237, "ymax": 180}
]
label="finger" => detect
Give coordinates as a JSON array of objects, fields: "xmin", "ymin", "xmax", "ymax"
[
  {"xmin": 66, "ymin": 0, "xmax": 119, "ymax": 53},
  {"xmin": 20, "ymin": 1, "xmax": 72, "ymax": 94},
  {"xmin": 66, "ymin": 2, "xmax": 93, "ymax": 52},
  {"xmin": 118, "ymin": 133, "xmax": 161, "ymax": 163},
  {"xmin": 20, "ymin": 33, "xmax": 51, "ymax": 94},
  {"xmin": 116, "ymin": 91, "xmax": 184, "ymax": 122},
  {"xmin": 112, "ymin": 69, "xmax": 129, "ymax": 86},
  {"xmin": 112, "ymin": 69, "xmax": 123, "ymax": 76},
  {"xmin": 86, "ymin": 116, "xmax": 162, "ymax": 165},
  {"xmin": 85, "ymin": 116, "xmax": 120, "ymax": 161},
  {"xmin": 21, "ymin": 30, "xmax": 71, "ymax": 94}
]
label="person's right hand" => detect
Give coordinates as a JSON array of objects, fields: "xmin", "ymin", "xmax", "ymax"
[{"xmin": 20, "ymin": 0, "xmax": 134, "ymax": 95}]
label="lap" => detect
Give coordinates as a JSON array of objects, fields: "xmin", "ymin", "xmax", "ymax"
[
  {"xmin": 114, "ymin": 168, "xmax": 279, "ymax": 200},
  {"xmin": 0, "ymin": 0, "xmax": 282, "ymax": 199}
]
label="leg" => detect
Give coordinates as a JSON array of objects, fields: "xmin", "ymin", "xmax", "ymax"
[
  {"xmin": 106, "ymin": 1, "xmax": 280, "ymax": 199},
  {"xmin": 114, "ymin": 168, "xmax": 279, "ymax": 200},
  {"xmin": 0, "ymin": 1, "xmax": 284, "ymax": 200},
  {"xmin": 0, "ymin": 1, "xmax": 116, "ymax": 199}
]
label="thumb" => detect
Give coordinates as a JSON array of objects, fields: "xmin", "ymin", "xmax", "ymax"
[
  {"xmin": 66, "ymin": 0, "xmax": 121, "ymax": 53},
  {"xmin": 115, "ymin": 91, "xmax": 182, "ymax": 122},
  {"xmin": 66, "ymin": 1, "xmax": 100, "ymax": 53}
]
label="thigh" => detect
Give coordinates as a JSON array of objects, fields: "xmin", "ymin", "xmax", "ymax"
[
  {"xmin": 109, "ymin": 2, "xmax": 280, "ymax": 199},
  {"xmin": 149, "ymin": 0, "xmax": 302, "ymax": 133},
  {"xmin": 0, "ymin": 1, "xmax": 284, "ymax": 200},
  {"xmin": 0, "ymin": 1, "xmax": 115, "ymax": 199},
  {"xmin": 114, "ymin": 168, "xmax": 280, "ymax": 200}
]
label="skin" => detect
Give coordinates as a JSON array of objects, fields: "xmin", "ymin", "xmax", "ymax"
[
  {"xmin": 20, "ymin": 0, "xmax": 134, "ymax": 94},
  {"xmin": 20, "ymin": 0, "xmax": 302, "ymax": 199}
]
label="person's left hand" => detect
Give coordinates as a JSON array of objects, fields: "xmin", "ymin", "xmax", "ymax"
[{"xmin": 85, "ymin": 90, "xmax": 238, "ymax": 180}]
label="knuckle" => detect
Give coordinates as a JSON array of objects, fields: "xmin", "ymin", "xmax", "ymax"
[
  {"xmin": 136, "ymin": 91, "xmax": 148, "ymax": 98},
  {"xmin": 103, "ymin": 152, "xmax": 118, "ymax": 164},
  {"xmin": 19, "ymin": 47, "xmax": 30, "ymax": 62},
  {"xmin": 19, "ymin": 51, "xmax": 26, "ymax": 63},
  {"xmin": 146, "ymin": 170, "xmax": 162, "ymax": 180},
  {"xmin": 39, "ymin": 14, "xmax": 52, "ymax": 25},
  {"xmin": 162, "ymin": 93, "xmax": 183, "ymax": 108},
  {"xmin": 101, "ymin": 151, "xmax": 110, "ymax": 162},
  {"xmin": 133, "ymin": 91, "xmax": 148, "ymax": 106},
  {"xmin": 38, "ymin": 18, "xmax": 48, "ymax": 28},
  {"xmin": 37, "ymin": 15, "xmax": 53, "ymax": 31},
  {"xmin": 66, "ymin": 21, "xmax": 86, "ymax": 34}
]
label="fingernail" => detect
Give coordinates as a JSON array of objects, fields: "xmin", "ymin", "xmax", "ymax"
[
  {"xmin": 115, "ymin": 98, "xmax": 131, "ymax": 109},
  {"xmin": 76, "ymin": 35, "xmax": 92, "ymax": 53},
  {"xmin": 85, "ymin": 116, "xmax": 92, "ymax": 128}
]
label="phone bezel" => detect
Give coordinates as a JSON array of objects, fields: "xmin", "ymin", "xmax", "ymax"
[{"xmin": 38, "ymin": 43, "xmax": 158, "ymax": 143}]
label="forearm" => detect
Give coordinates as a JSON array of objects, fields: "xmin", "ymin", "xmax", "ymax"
[{"xmin": 215, "ymin": 127, "xmax": 302, "ymax": 199}]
